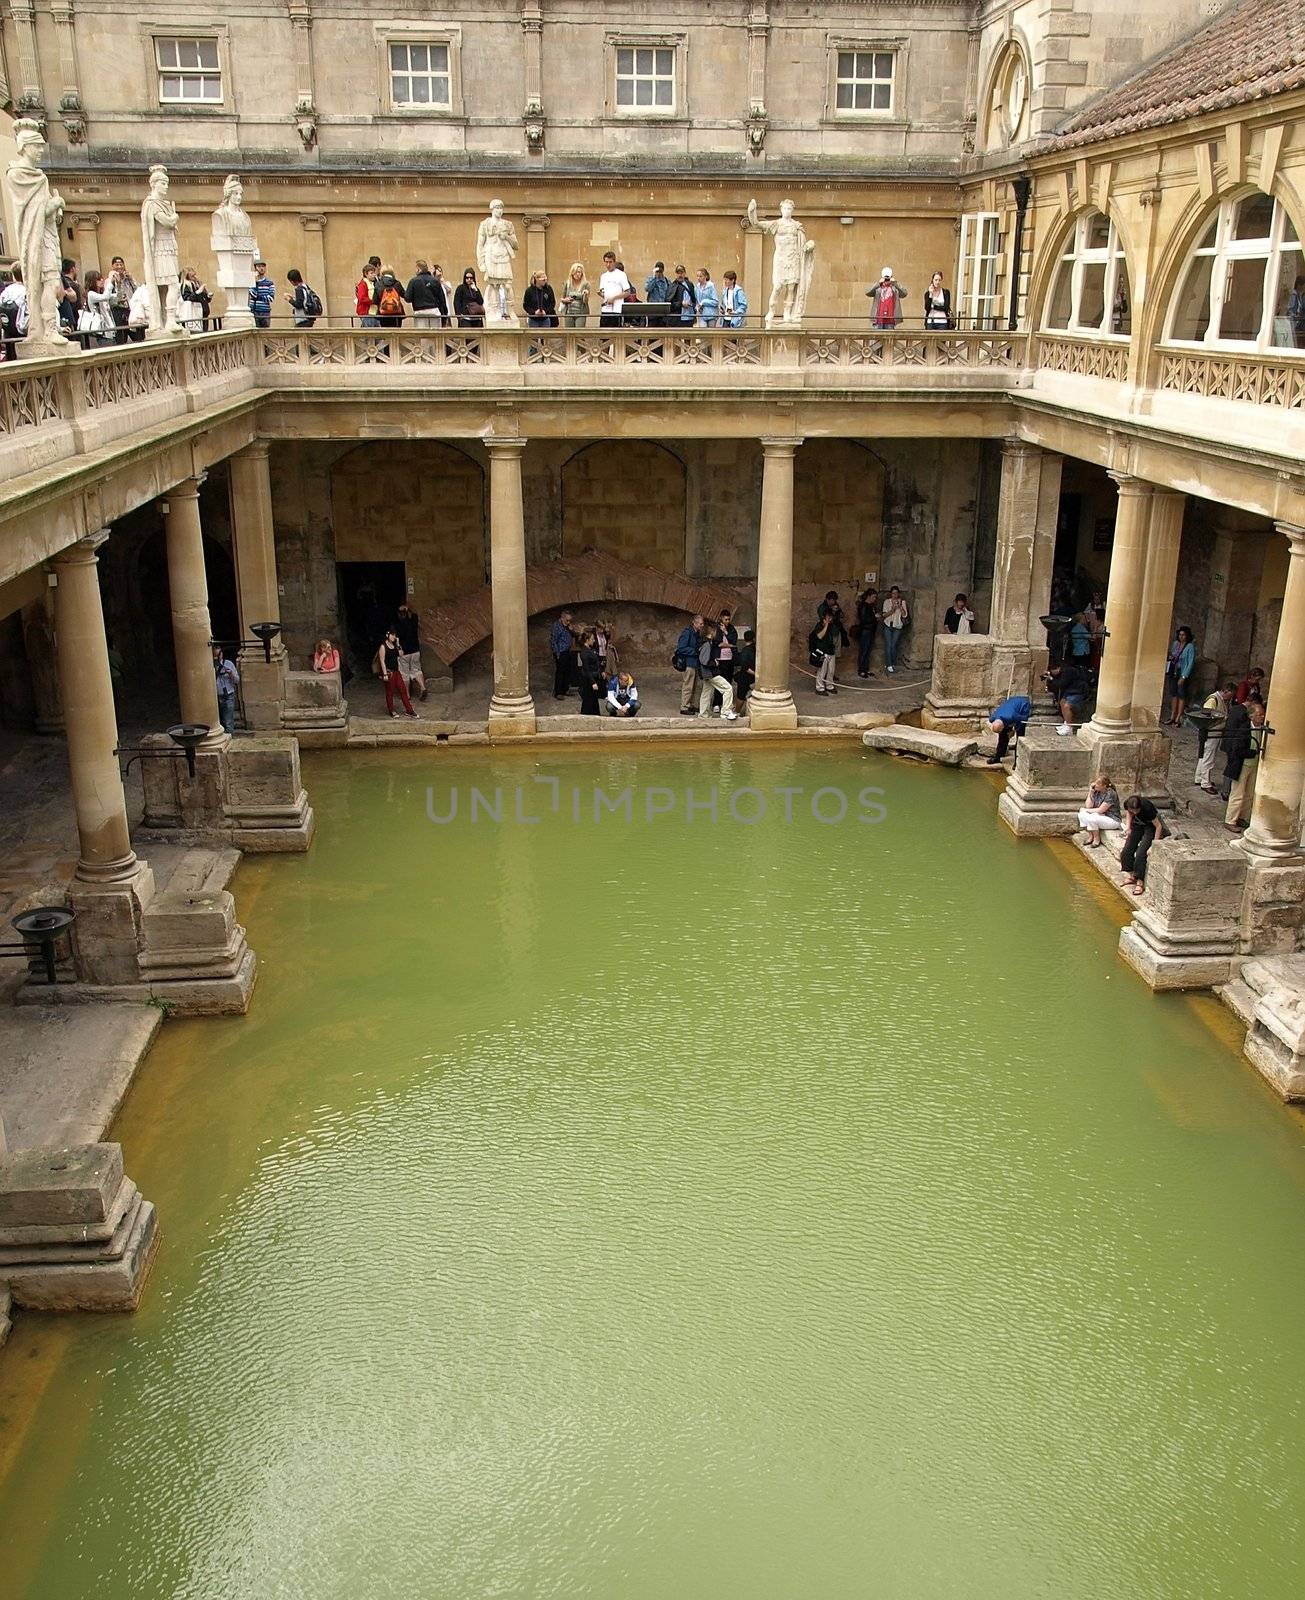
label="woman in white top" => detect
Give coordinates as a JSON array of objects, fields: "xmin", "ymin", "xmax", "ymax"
[
  {"xmin": 79, "ymin": 271, "xmax": 117, "ymax": 348},
  {"xmin": 924, "ymin": 271, "xmax": 952, "ymax": 330},
  {"xmin": 126, "ymin": 279, "xmax": 152, "ymax": 342},
  {"xmin": 881, "ymin": 586, "xmax": 909, "ymax": 673}
]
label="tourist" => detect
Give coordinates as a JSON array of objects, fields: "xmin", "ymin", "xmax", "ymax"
[
  {"xmin": 213, "ymin": 646, "xmax": 240, "ymax": 734},
  {"xmin": 249, "ymin": 260, "xmax": 275, "ymax": 328},
  {"xmin": 78, "ymin": 272, "xmax": 116, "ymax": 347},
  {"xmin": 855, "ymin": 586, "xmax": 879, "ymax": 678},
  {"xmin": 454, "ymin": 268, "xmax": 485, "ymax": 327},
  {"xmin": 313, "ymin": 638, "xmax": 341, "ymax": 674},
  {"xmin": 645, "ymin": 262, "xmax": 672, "ymax": 305},
  {"xmin": 1193, "ymin": 682, "xmax": 1235, "ymax": 792},
  {"xmin": 560, "ymin": 264, "xmax": 591, "ymax": 328},
  {"xmin": 943, "ymin": 593, "xmax": 975, "ymax": 634},
  {"xmin": 1223, "ymin": 699, "xmax": 1266, "ymax": 831},
  {"xmin": 605, "ymin": 670, "xmax": 640, "ymax": 717},
  {"xmin": 985, "ymin": 693, "xmax": 1031, "ymax": 764},
  {"xmin": 668, "ymin": 264, "xmax": 696, "ymax": 325},
  {"xmin": 1048, "ymin": 657, "xmax": 1092, "ymax": 734},
  {"xmin": 550, "ymin": 610, "xmax": 575, "ymax": 698},
  {"xmin": 1165, "ymin": 625, "xmax": 1196, "ymax": 725},
  {"xmin": 1289, "ymin": 272, "xmax": 1305, "ymax": 347},
  {"xmin": 810, "ymin": 603, "xmax": 848, "ymax": 695},
  {"xmin": 376, "ymin": 267, "xmax": 405, "ymax": 327},
  {"xmin": 1066, "ymin": 611, "xmax": 1093, "ymax": 666},
  {"xmin": 712, "ymin": 608, "xmax": 738, "ymax": 710},
  {"xmin": 1120, "ymin": 794, "xmax": 1166, "ymax": 892},
  {"xmin": 57, "ymin": 258, "xmax": 80, "ymax": 336},
  {"xmin": 285, "ymin": 269, "xmax": 320, "ymax": 328},
  {"xmin": 881, "ymin": 586, "xmax": 909, "ymax": 672},
  {"xmin": 355, "ymin": 263, "xmax": 380, "ymax": 326},
  {"xmin": 1078, "ymin": 773, "xmax": 1123, "ymax": 847},
  {"xmin": 394, "ymin": 602, "xmax": 426, "ymax": 702},
  {"xmin": 406, "ymin": 261, "xmax": 448, "ymax": 327},
  {"xmin": 179, "ymin": 267, "xmax": 212, "ymax": 330},
  {"xmin": 599, "ymin": 252, "xmax": 633, "ymax": 327},
  {"xmin": 126, "ymin": 278, "xmax": 152, "ymax": 341},
  {"xmin": 867, "ymin": 267, "xmax": 906, "ymax": 328},
  {"xmin": 434, "ymin": 266, "xmax": 457, "ymax": 326},
  {"xmin": 1234, "ymin": 666, "xmax": 1264, "ymax": 704},
  {"xmin": 817, "ymin": 589, "xmax": 841, "ymax": 621},
  {"xmin": 106, "ymin": 257, "xmax": 136, "ymax": 343},
  {"xmin": 594, "ymin": 618, "xmax": 613, "ymax": 679},
  {"xmin": 719, "ymin": 271, "xmax": 748, "ymax": 327},
  {"xmin": 923, "ymin": 270, "xmax": 952, "ymax": 330},
  {"xmin": 523, "ymin": 271, "xmax": 558, "ymax": 328},
  {"xmin": 376, "ymin": 629, "xmax": 417, "ymax": 718},
  {"xmin": 0, "ymin": 267, "xmax": 27, "ymax": 357},
  {"xmin": 675, "ymin": 612, "xmax": 705, "ymax": 715},
  {"xmin": 694, "ymin": 268, "xmax": 720, "ymax": 327},
  {"xmin": 698, "ymin": 624, "xmax": 738, "ymax": 719},
  {"xmin": 736, "ymin": 628, "xmax": 756, "ymax": 712},
  {"xmin": 577, "ymin": 628, "xmax": 604, "ymax": 715}
]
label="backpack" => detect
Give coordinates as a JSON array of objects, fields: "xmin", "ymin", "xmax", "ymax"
[
  {"xmin": 379, "ymin": 284, "xmax": 403, "ymax": 317},
  {"xmin": 302, "ymin": 285, "xmax": 323, "ymax": 317}
]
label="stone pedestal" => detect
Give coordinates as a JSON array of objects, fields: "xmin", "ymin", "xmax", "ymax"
[
  {"xmin": 1239, "ymin": 857, "xmax": 1305, "ymax": 955},
  {"xmin": 1223, "ymin": 956, "xmax": 1305, "ymax": 1102},
  {"xmin": 140, "ymin": 732, "xmax": 314, "ymax": 852},
  {"xmin": 1074, "ymin": 723, "xmax": 1172, "ymax": 797},
  {"xmin": 997, "ymin": 732, "xmax": 1091, "ymax": 836},
  {"xmin": 921, "ymin": 634, "xmax": 1048, "ymax": 732},
  {"xmin": 0, "ymin": 1143, "xmax": 158, "ymax": 1312},
  {"xmin": 282, "ymin": 668, "xmax": 349, "ymax": 747},
  {"xmin": 67, "ymin": 864, "xmax": 157, "ymax": 987},
  {"xmin": 1118, "ymin": 841, "xmax": 1248, "ymax": 990}
]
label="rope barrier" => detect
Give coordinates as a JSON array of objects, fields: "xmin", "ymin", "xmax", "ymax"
[{"xmin": 789, "ymin": 658, "xmax": 930, "ymax": 694}]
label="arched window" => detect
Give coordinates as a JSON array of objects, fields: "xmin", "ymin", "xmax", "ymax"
[
  {"xmin": 984, "ymin": 44, "xmax": 1028, "ymax": 151},
  {"xmin": 1167, "ymin": 193, "xmax": 1303, "ymax": 350},
  {"xmin": 1044, "ymin": 212, "xmax": 1132, "ymax": 337}
]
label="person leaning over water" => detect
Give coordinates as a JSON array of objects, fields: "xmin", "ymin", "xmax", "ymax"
[
  {"xmin": 1077, "ymin": 773, "xmax": 1122, "ymax": 847},
  {"xmin": 1120, "ymin": 794, "xmax": 1166, "ymax": 894},
  {"xmin": 985, "ymin": 693, "xmax": 1031, "ymax": 764}
]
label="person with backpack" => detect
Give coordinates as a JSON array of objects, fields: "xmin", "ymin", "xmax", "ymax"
[
  {"xmin": 249, "ymin": 260, "xmax": 275, "ymax": 328},
  {"xmin": 376, "ymin": 267, "xmax": 405, "ymax": 327},
  {"xmin": 405, "ymin": 260, "xmax": 448, "ymax": 328},
  {"xmin": 285, "ymin": 269, "xmax": 321, "ymax": 328},
  {"xmin": 675, "ymin": 613, "xmax": 705, "ymax": 715},
  {"xmin": 698, "ymin": 624, "xmax": 738, "ymax": 719},
  {"xmin": 809, "ymin": 603, "xmax": 848, "ymax": 695}
]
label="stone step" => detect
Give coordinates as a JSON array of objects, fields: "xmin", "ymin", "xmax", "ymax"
[{"xmin": 148, "ymin": 844, "xmax": 241, "ymax": 902}]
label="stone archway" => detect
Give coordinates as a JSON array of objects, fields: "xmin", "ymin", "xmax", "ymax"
[{"xmin": 560, "ymin": 441, "xmax": 688, "ymax": 573}]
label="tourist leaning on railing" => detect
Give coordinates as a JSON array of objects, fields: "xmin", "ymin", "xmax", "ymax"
[{"xmin": 560, "ymin": 265, "xmax": 591, "ymax": 328}]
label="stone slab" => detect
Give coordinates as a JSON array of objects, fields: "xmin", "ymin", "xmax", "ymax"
[
  {"xmin": 0, "ymin": 1145, "xmax": 123, "ymax": 1229},
  {"xmin": 7, "ymin": 1196, "xmax": 159, "ymax": 1312},
  {"xmin": 861, "ymin": 726, "xmax": 978, "ymax": 765}
]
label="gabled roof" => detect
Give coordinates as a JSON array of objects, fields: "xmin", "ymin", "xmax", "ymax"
[{"xmin": 1051, "ymin": 0, "xmax": 1305, "ymax": 150}]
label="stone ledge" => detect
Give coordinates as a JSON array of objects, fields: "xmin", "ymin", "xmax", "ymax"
[{"xmin": 862, "ymin": 726, "xmax": 977, "ymax": 765}]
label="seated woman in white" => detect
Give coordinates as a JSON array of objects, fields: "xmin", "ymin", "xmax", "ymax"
[{"xmin": 1078, "ymin": 774, "xmax": 1123, "ymax": 847}]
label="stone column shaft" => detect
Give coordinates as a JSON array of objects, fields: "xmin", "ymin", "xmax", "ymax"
[
  {"xmin": 1130, "ymin": 490, "xmax": 1185, "ymax": 729},
  {"xmin": 228, "ymin": 441, "xmax": 287, "ymax": 729},
  {"xmin": 1086, "ymin": 475, "xmax": 1155, "ymax": 735},
  {"xmin": 1244, "ymin": 525, "xmax": 1305, "ymax": 859},
  {"xmin": 749, "ymin": 438, "xmax": 799, "ymax": 731},
  {"xmin": 989, "ymin": 441, "xmax": 1043, "ymax": 644},
  {"xmin": 486, "ymin": 439, "xmax": 536, "ymax": 736},
  {"xmin": 163, "ymin": 478, "xmax": 223, "ymax": 737},
  {"xmin": 52, "ymin": 534, "xmax": 137, "ymax": 882}
]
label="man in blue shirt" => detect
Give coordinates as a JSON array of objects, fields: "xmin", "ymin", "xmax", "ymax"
[
  {"xmin": 676, "ymin": 613, "xmax": 704, "ymax": 714},
  {"xmin": 249, "ymin": 260, "xmax": 275, "ymax": 328},
  {"xmin": 550, "ymin": 610, "xmax": 575, "ymax": 699},
  {"xmin": 718, "ymin": 271, "xmax": 749, "ymax": 328},
  {"xmin": 644, "ymin": 262, "xmax": 671, "ymax": 303},
  {"xmin": 986, "ymin": 694, "xmax": 1031, "ymax": 764}
]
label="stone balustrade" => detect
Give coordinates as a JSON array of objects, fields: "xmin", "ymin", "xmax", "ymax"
[{"xmin": 1157, "ymin": 347, "xmax": 1305, "ymax": 409}]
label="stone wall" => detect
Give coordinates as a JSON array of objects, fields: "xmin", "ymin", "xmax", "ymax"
[{"xmin": 561, "ymin": 443, "xmax": 687, "ymax": 572}]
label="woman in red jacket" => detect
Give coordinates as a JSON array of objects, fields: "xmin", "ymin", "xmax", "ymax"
[{"xmin": 355, "ymin": 264, "xmax": 378, "ymax": 326}]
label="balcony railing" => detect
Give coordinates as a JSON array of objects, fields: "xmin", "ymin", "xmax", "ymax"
[{"xmin": 1157, "ymin": 347, "xmax": 1305, "ymax": 410}]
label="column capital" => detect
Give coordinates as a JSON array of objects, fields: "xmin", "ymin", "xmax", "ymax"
[
  {"xmin": 1274, "ymin": 520, "xmax": 1305, "ymax": 556},
  {"xmin": 233, "ymin": 440, "xmax": 272, "ymax": 464},
  {"xmin": 54, "ymin": 529, "xmax": 110, "ymax": 567},
  {"xmin": 1000, "ymin": 437, "xmax": 1039, "ymax": 460},
  {"xmin": 485, "ymin": 436, "xmax": 527, "ymax": 456},
  {"xmin": 72, "ymin": 211, "xmax": 100, "ymax": 230},
  {"xmin": 298, "ymin": 212, "xmax": 327, "ymax": 233},
  {"xmin": 164, "ymin": 474, "xmax": 206, "ymax": 504},
  {"xmin": 759, "ymin": 436, "xmax": 801, "ymax": 457},
  {"xmin": 521, "ymin": 212, "xmax": 551, "ymax": 232},
  {"xmin": 1107, "ymin": 470, "xmax": 1153, "ymax": 497}
]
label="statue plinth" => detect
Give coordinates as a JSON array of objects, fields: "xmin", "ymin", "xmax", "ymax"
[{"xmin": 211, "ymin": 230, "xmax": 256, "ymax": 332}]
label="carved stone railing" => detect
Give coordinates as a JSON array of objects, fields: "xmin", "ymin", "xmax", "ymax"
[
  {"xmin": 1036, "ymin": 334, "xmax": 1130, "ymax": 383},
  {"xmin": 0, "ymin": 363, "xmax": 63, "ymax": 437},
  {"xmin": 82, "ymin": 346, "xmax": 180, "ymax": 409},
  {"xmin": 1157, "ymin": 348, "xmax": 1305, "ymax": 409}
]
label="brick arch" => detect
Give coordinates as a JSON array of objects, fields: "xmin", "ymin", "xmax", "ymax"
[
  {"xmin": 793, "ymin": 439, "xmax": 885, "ymax": 585},
  {"xmin": 560, "ymin": 440, "xmax": 688, "ymax": 573},
  {"xmin": 422, "ymin": 551, "xmax": 750, "ymax": 669}
]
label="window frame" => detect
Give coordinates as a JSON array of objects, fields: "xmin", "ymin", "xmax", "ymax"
[
  {"xmin": 604, "ymin": 31, "xmax": 688, "ymax": 122},
  {"xmin": 373, "ymin": 24, "xmax": 464, "ymax": 120},
  {"xmin": 154, "ymin": 35, "xmax": 223, "ymax": 105},
  {"xmin": 386, "ymin": 39, "xmax": 453, "ymax": 112},
  {"xmin": 958, "ymin": 212, "xmax": 1003, "ymax": 331},
  {"xmin": 833, "ymin": 49, "xmax": 896, "ymax": 117},
  {"xmin": 825, "ymin": 35, "xmax": 909, "ymax": 124},
  {"xmin": 1163, "ymin": 192, "xmax": 1303, "ymax": 353},
  {"xmin": 138, "ymin": 25, "xmax": 230, "ymax": 114},
  {"xmin": 1043, "ymin": 211, "xmax": 1131, "ymax": 341}
]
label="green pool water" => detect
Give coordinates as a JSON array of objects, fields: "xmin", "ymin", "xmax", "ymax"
[{"xmin": 1, "ymin": 745, "xmax": 1303, "ymax": 1600}]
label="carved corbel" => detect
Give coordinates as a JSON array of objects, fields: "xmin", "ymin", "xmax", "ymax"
[{"xmin": 746, "ymin": 104, "xmax": 768, "ymax": 155}]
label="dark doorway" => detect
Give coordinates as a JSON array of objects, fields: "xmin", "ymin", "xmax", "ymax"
[
  {"xmin": 338, "ymin": 560, "xmax": 407, "ymax": 672},
  {"xmin": 1054, "ymin": 492, "xmax": 1082, "ymax": 575}
]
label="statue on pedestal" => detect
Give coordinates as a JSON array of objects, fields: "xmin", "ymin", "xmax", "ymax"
[
  {"xmin": 746, "ymin": 197, "xmax": 816, "ymax": 328},
  {"xmin": 476, "ymin": 198, "xmax": 519, "ymax": 325},
  {"xmin": 140, "ymin": 165, "xmax": 182, "ymax": 336},
  {"xmin": 4, "ymin": 119, "xmax": 71, "ymax": 352},
  {"xmin": 209, "ymin": 174, "xmax": 259, "ymax": 332}
]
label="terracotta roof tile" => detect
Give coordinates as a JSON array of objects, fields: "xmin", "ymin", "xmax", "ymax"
[{"xmin": 1050, "ymin": 0, "xmax": 1305, "ymax": 150}]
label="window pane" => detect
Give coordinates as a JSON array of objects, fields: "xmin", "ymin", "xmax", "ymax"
[
  {"xmin": 1268, "ymin": 250, "xmax": 1305, "ymax": 348},
  {"xmin": 1232, "ymin": 193, "xmax": 1274, "ymax": 241},
  {"xmin": 836, "ymin": 82, "xmax": 853, "ymax": 110},
  {"xmin": 656, "ymin": 49, "xmax": 673, "ymax": 76},
  {"xmin": 432, "ymin": 45, "xmax": 449, "ymax": 72},
  {"xmin": 980, "ymin": 216, "xmax": 999, "ymax": 255},
  {"xmin": 1047, "ymin": 259, "xmax": 1073, "ymax": 329},
  {"xmin": 1085, "ymin": 212, "xmax": 1110, "ymax": 251},
  {"xmin": 1171, "ymin": 255, "xmax": 1213, "ymax": 340},
  {"xmin": 616, "ymin": 79, "xmax": 633, "ymax": 106},
  {"xmin": 161, "ymin": 74, "xmax": 183, "ymax": 99},
  {"xmin": 156, "ymin": 39, "xmax": 177, "ymax": 67},
  {"xmin": 411, "ymin": 77, "xmax": 430, "ymax": 104},
  {"xmin": 837, "ymin": 52, "xmax": 854, "ymax": 80},
  {"xmin": 392, "ymin": 76, "xmax": 410, "ymax": 102},
  {"xmin": 854, "ymin": 83, "xmax": 871, "ymax": 109},
  {"xmin": 409, "ymin": 44, "xmax": 428, "ymax": 71},
  {"xmin": 390, "ymin": 44, "xmax": 405, "ymax": 69},
  {"xmin": 1283, "ymin": 215, "xmax": 1299, "ymax": 246},
  {"xmin": 1078, "ymin": 261, "xmax": 1106, "ymax": 329},
  {"xmin": 875, "ymin": 53, "xmax": 893, "ymax": 79},
  {"xmin": 616, "ymin": 48, "xmax": 633, "ymax": 74},
  {"xmin": 431, "ymin": 76, "xmax": 449, "ymax": 106},
  {"xmin": 1195, "ymin": 219, "xmax": 1217, "ymax": 251},
  {"xmin": 872, "ymin": 82, "xmax": 890, "ymax": 109},
  {"xmin": 636, "ymin": 48, "xmax": 653, "ymax": 74},
  {"xmin": 636, "ymin": 78, "xmax": 653, "ymax": 105},
  {"xmin": 654, "ymin": 78, "xmax": 673, "ymax": 106},
  {"xmin": 177, "ymin": 39, "xmax": 199, "ymax": 69},
  {"xmin": 203, "ymin": 76, "xmax": 221, "ymax": 100},
  {"xmin": 1220, "ymin": 257, "xmax": 1266, "ymax": 341},
  {"xmin": 1111, "ymin": 261, "xmax": 1132, "ymax": 335},
  {"xmin": 197, "ymin": 40, "xmax": 218, "ymax": 68}
]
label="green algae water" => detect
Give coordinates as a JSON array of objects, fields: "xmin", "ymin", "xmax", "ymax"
[{"xmin": 2, "ymin": 745, "xmax": 1304, "ymax": 1600}]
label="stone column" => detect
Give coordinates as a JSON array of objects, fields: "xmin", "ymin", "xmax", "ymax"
[
  {"xmin": 72, "ymin": 212, "xmax": 102, "ymax": 278},
  {"xmin": 1243, "ymin": 524, "xmax": 1305, "ymax": 860},
  {"xmin": 749, "ymin": 437, "xmax": 800, "ymax": 731},
  {"xmin": 1084, "ymin": 474, "xmax": 1154, "ymax": 735},
  {"xmin": 162, "ymin": 477, "xmax": 223, "ymax": 740},
  {"xmin": 228, "ymin": 442, "xmax": 287, "ymax": 729},
  {"xmin": 51, "ymin": 534, "xmax": 137, "ymax": 882},
  {"xmin": 486, "ymin": 439, "xmax": 536, "ymax": 737},
  {"xmin": 523, "ymin": 214, "xmax": 550, "ymax": 285},
  {"xmin": 298, "ymin": 214, "xmax": 329, "ymax": 314},
  {"xmin": 1130, "ymin": 489, "xmax": 1185, "ymax": 729},
  {"xmin": 989, "ymin": 441, "xmax": 1052, "ymax": 648}
]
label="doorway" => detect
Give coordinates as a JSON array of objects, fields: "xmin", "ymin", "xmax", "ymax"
[{"xmin": 337, "ymin": 560, "xmax": 407, "ymax": 671}]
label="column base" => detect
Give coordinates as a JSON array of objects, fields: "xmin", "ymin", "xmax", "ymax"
[
  {"xmin": 1075, "ymin": 721, "xmax": 1173, "ymax": 795},
  {"xmin": 487, "ymin": 693, "xmax": 537, "ymax": 739},
  {"xmin": 747, "ymin": 688, "xmax": 798, "ymax": 731},
  {"xmin": 1116, "ymin": 840, "xmax": 1248, "ymax": 991},
  {"xmin": 996, "ymin": 732, "xmax": 1091, "ymax": 836},
  {"xmin": 140, "ymin": 732, "xmax": 313, "ymax": 852}
]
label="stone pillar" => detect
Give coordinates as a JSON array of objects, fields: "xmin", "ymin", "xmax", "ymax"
[
  {"xmin": 298, "ymin": 214, "xmax": 328, "ymax": 314},
  {"xmin": 523, "ymin": 214, "xmax": 550, "ymax": 285},
  {"xmin": 162, "ymin": 478, "xmax": 223, "ymax": 739},
  {"xmin": 749, "ymin": 437, "xmax": 800, "ymax": 731},
  {"xmin": 72, "ymin": 212, "xmax": 102, "ymax": 278},
  {"xmin": 51, "ymin": 534, "xmax": 137, "ymax": 883},
  {"xmin": 21, "ymin": 590, "xmax": 64, "ymax": 733},
  {"xmin": 1130, "ymin": 489, "xmax": 1185, "ymax": 729},
  {"xmin": 1084, "ymin": 474, "xmax": 1154, "ymax": 735},
  {"xmin": 486, "ymin": 439, "xmax": 536, "ymax": 737},
  {"xmin": 228, "ymin": 442, "xmax": 287, "ymax": 729},
  {"xmin": 1243, "ymin": 524, "xmax": 1305, "ymax": 860}
]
